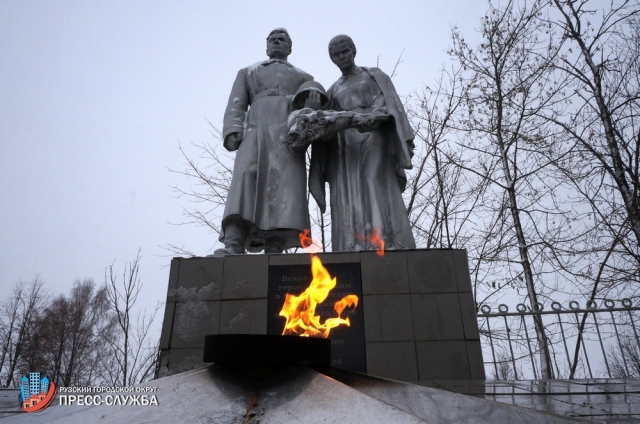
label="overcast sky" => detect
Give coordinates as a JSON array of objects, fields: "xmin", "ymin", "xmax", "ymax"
[{"xmin": 0, "ymin": 1, "xmax": 490, "ymax": 327}]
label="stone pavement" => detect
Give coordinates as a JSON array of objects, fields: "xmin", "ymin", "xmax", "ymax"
[{"xmin": 0, "ymin": 366, "xmax": 594, "ymax": 423}]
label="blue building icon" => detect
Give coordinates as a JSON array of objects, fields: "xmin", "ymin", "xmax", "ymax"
[
  {"xmin": 19, "ymin": 371, "xmax": 54, "ymax": 411},
  {"xmin": 20, "ymin": 376, "xmax": 29, "ymax": 401},
  {"xmin": 40, "ymin": 376, "xmax": 49, "ymax": 395},
  {"xmin": 29, "ymin": 372, "xmax": 40, "ymax": 396}
]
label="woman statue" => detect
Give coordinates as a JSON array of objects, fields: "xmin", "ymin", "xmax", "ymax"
[{"xmin": 309, "ymin": 34, "xmax": 416, "ymax": 251}]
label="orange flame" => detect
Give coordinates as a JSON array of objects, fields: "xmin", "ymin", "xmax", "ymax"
[
  {"xmin": 299, "ymin": 229, "xmax": 322, "ymax": 253},
  {"xmin": 278, "ymin": 230, "xmax": 359, "ymax": 338},
  {"xmin": 356, "ymin": 228, "xmax": 385, "ymax": 256},
  {"xmin": 368, "ymin": 229, "xmax": 385, "ymax": 256}
]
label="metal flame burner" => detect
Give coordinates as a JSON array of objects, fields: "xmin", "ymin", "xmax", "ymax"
[{"xmin": 203, "ymin": 334, "xmax": 331, "ymax": 367}]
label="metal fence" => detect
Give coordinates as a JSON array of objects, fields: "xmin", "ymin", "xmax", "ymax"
[{"xmin": 477, "ymin": 299, "xmax": 640, "ymax": 380}]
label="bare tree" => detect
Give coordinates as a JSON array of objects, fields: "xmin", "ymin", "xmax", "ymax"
[
  {"xmin": 550, "ymin": 0, "xmax": 640, "ymax": 247},
  {"xmin": 444, "ymin": 0, "xmax": 582, "ymax": 378},
  {"xmin": 406, "ymin": 67, "xmax": 483, "ymax": 249},
  {"xmin": 545, "ymin": 0, "xmax": 640, "ymax": 297},
  {"xmin": 1, "ymin": 270, "xmax": 159, "ymax": 387},
  {"xmin": 534, "ymin": 0, "xmax": 640, "ymax": 376},
  {"xmin": 493, "ymin": 353, "xmax": 517, "ymax": 380},
  {"xmin": 103, "ymin": 250, "xmax": 160, "ymax": 385},
  {"xmin": 21, "ymin": 279, "xmax": 115, "ymax": 386},
  {"xmin": 608, "ymin": 334, "xmax": 640, "ymax": 378},
  {"xmin": 0, "ymin": 277, "xmax": 46, "ymax": 387},
  {"xmin": 406, "ymin": 68, "xmax": 517, "ymax": 309},
  {"xmin": 171, "ymin": 135, "xmax": 233, "ymax": 229}
]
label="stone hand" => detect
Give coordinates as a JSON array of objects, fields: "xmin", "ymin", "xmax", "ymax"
[
  {"xmin": 355, "ymin": 113, "xmax": 387, "ymax": 133},
  {"xmin": 304, "ymin": 91, "xmax": 322, "ymax": 110},
  {"xmin": 224, "ymin": 133, "xmax": 243, "ymax": 151}
]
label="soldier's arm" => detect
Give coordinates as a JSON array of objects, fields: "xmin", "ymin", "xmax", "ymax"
[{"xmin": 222, "ymin": 69, "xmax": 249, "ymax": 151}]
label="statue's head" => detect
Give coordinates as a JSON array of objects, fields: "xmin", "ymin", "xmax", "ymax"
[
  {"xmin": 328, "ymin": 34, "xmax": 357, "ymax": 71},
  {"xmin": 266, "ymin": 28, "xmax": 292, "ymax": 60},
  {"xmin": 328, "ymin": 34, "xmax": 356, "ymax": 58}
]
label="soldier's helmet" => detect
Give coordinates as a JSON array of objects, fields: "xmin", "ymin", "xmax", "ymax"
[{"xmin": 293, "ymin": 81, "xmax": 329, "ymax": 110}]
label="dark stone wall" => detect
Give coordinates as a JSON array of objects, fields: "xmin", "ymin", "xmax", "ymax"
[{"xmin": 157, "ymin": 249, "xmax": 485, "ymax": 383}]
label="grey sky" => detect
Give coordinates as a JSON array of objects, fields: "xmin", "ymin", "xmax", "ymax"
[{"xmin": 0, "ymin": 1, "xmax": 489, "ymax": 323}]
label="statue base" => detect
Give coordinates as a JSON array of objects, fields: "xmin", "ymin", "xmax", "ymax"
[{"xmin": 157, "ymin": 249, "xmax": 485, "ymax": 383}]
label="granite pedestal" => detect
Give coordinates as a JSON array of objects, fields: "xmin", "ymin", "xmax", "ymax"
[{"xmin": 157, "ymin": 249, "xmax": 485, "ymax": 383}]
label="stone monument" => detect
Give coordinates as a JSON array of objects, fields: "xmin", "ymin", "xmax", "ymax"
[
  {"xmin": 214, "ymin": 28, "xmax": 314, "ymax": 255},
  {"xmin": 157, "ymin": 32, "xmax": 484, "ymax": 384},
  {"xmin": 308, "ymin": 34, "xmax": 416, "ymax": 252}
]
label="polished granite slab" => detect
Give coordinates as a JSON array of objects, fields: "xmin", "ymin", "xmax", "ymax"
[{"xmin": 158, "ymin": 249, "xmax": 485, "ymax": 383}]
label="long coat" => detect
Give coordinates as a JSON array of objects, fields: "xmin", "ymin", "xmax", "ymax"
[
  {"xmin": 309, "ymin": 67, "xmax": 416, "ymax": 251},
  {"xmin": 221, "ymin": 59, "xmax": 313, "ymax": 251}
]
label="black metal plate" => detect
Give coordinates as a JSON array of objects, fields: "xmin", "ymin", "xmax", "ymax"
[{"xmin": 203, "ymin": 334, "xmax": 331, "ymax": 367}]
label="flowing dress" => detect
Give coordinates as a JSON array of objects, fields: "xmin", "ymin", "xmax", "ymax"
[
  {"xmin": 310, "ymin": 67, "xmax": 416, "ymax": 251},
  {"xmin": 221, "ymin": 59, "xmax": 313, "ymax": 251}
]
